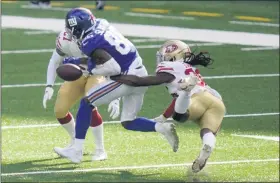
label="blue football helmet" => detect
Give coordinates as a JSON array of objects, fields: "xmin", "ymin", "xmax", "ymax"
[{"xmin": 65, "ymin": 7, "xmax": 96, "ymax": 41}]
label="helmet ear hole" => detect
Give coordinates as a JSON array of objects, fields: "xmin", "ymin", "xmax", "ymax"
[{"xmin": 169, "ymin": 57, "xmax": 176, "ymax": 61}]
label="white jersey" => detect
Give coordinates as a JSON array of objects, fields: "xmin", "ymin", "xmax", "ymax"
[
  {"xmin": 56, "ymin": 30, "xmax": 84, "ymax": 57},
  {"xmin": 46, "ymin": 30, "xmax": 85, "ymax": 86},
  {"xmin": 156, "ymin": 61, "xmax": 222, "ymax": 100}
]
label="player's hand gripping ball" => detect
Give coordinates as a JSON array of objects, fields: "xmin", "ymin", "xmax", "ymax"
[{"xmin": 56, "ymin": 64, "xmax": 83, "ymax": 81}]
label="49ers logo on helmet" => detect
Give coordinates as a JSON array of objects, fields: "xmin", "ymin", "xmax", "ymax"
[{"xmin": 165, "ymin": 44, "xmax": 178, "ymax": 53}]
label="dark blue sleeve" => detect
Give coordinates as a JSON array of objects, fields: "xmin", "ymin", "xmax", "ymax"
[
  {"xmin": 63, "ymin": 57, "xmax": 81, "ymax": 65},
  {"xmin": 81, "ymin": 34, "xmax": 102, "ymax": 57},
  {"xmin": 87, "ymin": 57, "xmax": 96, "ymax": 71}
]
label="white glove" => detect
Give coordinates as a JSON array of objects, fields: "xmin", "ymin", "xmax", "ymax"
[
  {"xmin": 79, "ymin": 64, "xmax": 90, "ymax": 77},
  {"xmin": 178, "ymin": 75, "xmax": 199, "ymax": 92},
  {"xmin": 108, "ymin": 98, "xmax": 120, "ymax": 119},
  {"xmin": 43, "ymin": 86, "xmax": 54, "ymax": 109},
  {"xmin": 153, "ymin": 114, "xmax": 167, "ymax": 123}
]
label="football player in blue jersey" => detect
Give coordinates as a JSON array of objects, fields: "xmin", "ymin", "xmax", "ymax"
[{"xmin": 55, "ymin": 7, "xmax": 179, "ymax": 163}]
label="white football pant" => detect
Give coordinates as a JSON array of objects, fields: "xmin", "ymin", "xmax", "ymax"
[{"xmin": 86, "ymin": 56, "xmax": 148, "ymax": 122}]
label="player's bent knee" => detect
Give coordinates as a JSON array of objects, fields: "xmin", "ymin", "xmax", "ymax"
[
  {"xmin": 84, "ymin": 96, "xmax": 91, "ymax": 105},
  {"xmin": 172, "ymin": 112, "xmax": 189, "ymax": 123},
  {"xmin": 83, "ymin": 97, "xmax": 95, "ymax": 109}
]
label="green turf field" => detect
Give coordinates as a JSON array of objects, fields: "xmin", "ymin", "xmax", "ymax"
[{"xmin": 1, "ymin": 1, "xmax": 279, "ymax": 182}]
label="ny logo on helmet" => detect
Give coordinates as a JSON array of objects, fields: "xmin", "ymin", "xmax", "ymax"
[{"xmin": 68, "ymin": 17, "xmax": 77, "ymax": 27}]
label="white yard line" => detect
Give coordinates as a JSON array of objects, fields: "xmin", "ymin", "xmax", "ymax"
[
  {"xmin": 241, "ymin": 46, "xmax": 279, "ymax": 51},
  {"xmin": 232, "ymin": 134, "xmax": 279, "ymax": 142},
  {"xmin": 229, "ymin": 20, "xmax": 279, "ymax": 27},
  {"xmin": 223, "ymin": 112, "xmax": 279, "ymax": 118},
  {"xmin": 1, "ymin": 49, "xmax": 54, "ymax": 54},
  {"xmin": 1, "ymin": 83, "xmax": 62, "ymax": 88},
  {"xmin": 2, "ymin": 16, "xmax": 279, "ymax": 47},
  {"xmin": 203, "ymin": 73, "xmax": 279, "ymax": 79},
  {"xmin": 1, "ymin": 42, "xmax": 223, "ymax": 54},
  {"xmin": 21, "ymin": 5, "xmax": 71, "ymax": 11},
  {"xmin": 2, "ymin": 112, "xmax": 279, "ymax": 130},
  {"xmin": 24, "ymin": 30, "xmax": 57, "ymax": 35},
  {"xmin": 131, "ymin": 38, "xmax": 167, "ymax": 43},
  {"xmin": 2, "ymin": 73, "xmax": 279, "ymax": 88},
  {"xmin": 125, "ymin": 12, "xmax": 195, "ymax": 21},
  {"xmin": 136, "ymin": 43, "xmax": 224, "ymax": 49},
  {"xmin": 1, "ymin": 158, "xmax": 278, "ymax": 176}
]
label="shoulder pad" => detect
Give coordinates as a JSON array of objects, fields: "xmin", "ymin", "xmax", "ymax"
[
  {"xmin": 56, "ymin": 30, "xmax": 72, "ymax": 55},
  {"xmin": 97, "ymin": 18, "xmax": 109, "ymax": 25},
  {"xmin": 81, "ymin": 32, "xmax": 102, "ymax": 56},
  {"xmin": 156, "ymin": 62, "xmax": 174, "ymax": 73},
  {"xmin": 156, "ymin": 62, "xmax": 173, "ymax": 72}
]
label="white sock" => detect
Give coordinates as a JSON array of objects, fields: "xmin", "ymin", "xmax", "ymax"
[
  {"xmin": 73, "ymin": 138, "xmax": 85, "ymax": 151},
  {"xmin": 202, "ymin": 132, "xmax": 216, "ymax": 148},
  {"xmin": 61, "ymin": 118, "xmax": 75, "ymax": 143},
  {"xmin": 175, "ymin": 91, "xmax": 191, "ymax": 114},
  {"xmin": 91, "ymin": 124, "xmax": 105, "ymax": 151},
  {"xmin": 198, "ymin": 132, "xmax": 216, "ymax": 159}
]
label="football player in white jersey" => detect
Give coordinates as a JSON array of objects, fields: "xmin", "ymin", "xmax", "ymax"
[
  {"xmin": 43, "ymin": 28, "xmax": 121, "ymax": 161},
  {"xmin": 111, "ymin": 40, "xmax": 226, "ymax": 173}
]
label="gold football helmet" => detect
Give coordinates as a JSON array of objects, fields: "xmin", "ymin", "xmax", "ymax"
[{"xmin": 156, "ymin": 40, "xmax": 192, "ymax": 64}]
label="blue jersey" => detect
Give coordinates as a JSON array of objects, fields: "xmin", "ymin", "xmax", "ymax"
[{"xmin": 81, "ymin": 19, "xmax": 138, "ymax": 72}]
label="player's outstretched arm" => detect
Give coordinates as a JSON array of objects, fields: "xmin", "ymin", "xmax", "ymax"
[
  {"xmin": 111, "ymin": 72, "xmax": 175, "ymax": 87},
  {"xmin": 89, "ymin": 49, "xmax": 121, "ymax": 76},
  {"xmin": 43, "ymin": 49, "xmax": 64, "ymax": 109}
]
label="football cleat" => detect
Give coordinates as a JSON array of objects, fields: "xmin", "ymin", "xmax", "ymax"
[
  {"xmin": 192, "ymin": 144, "xmax": 212, "ymax": 173},
  {"xmin": 54, "ymin": 141, "xmax": 74, "ymax": 157},
  {"xmin": 92, "ymin": 149, "xmax": 107, "ymax": 161},
  {"xmin": 54, "ymin": 146, "xmax": 83, "ymax": 163},
  {"xmin": 156, "ymin": 122, "xmax": 179, "ymax": 152},
  {"xmin": 153, "ymin": 114, "xmax": 167, "ymax": 123}
]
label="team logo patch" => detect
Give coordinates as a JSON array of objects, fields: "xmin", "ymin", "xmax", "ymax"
[
  {"xmin": 165, "ymin": 44, "xmax": 178, "ymax": 53},
  {"xmin": 68, "ymin": 17, "xmax": 77, "ymax": 27}
]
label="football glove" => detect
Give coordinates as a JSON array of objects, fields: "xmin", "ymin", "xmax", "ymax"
[
  {"xmin": 178, "ymin": 75, "xmax": 199, "ymax": 92},
  {"xmin": 107, "ymin": 98, "xmax": 120, "ymax": 119},
  {"xmin": 43, "ymin": 86, "xmax": 54, "ymax": 109}
]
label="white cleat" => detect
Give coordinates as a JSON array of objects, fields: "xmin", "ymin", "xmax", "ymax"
[
  {"xmin": 92, "ymin": 150, "xmax": 108, "ymax": 161},
  {"xmin": 54, "ymin": 141, "xmax": 74, "ymax": 158},
  {"xmin": 192, "ymin": 144, "xmax": 212, "ymax": 173},
  {"xmin": 179, "ymin": 75, "xmax": 199, "ymax": 92},
  {"xmin": 156, "ymin": 122, "xmax": 179, "ymax": 152},
  {"xmin": 54, "ymin": 146, "xmax": 83, "ymax": 164}
]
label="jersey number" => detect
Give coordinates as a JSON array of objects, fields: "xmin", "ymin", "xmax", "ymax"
[
  {"xmin": 103, "ymin": 30, "xmax": 131, "ymax": 55},
  {"xmin": 62, "ymin": 32, "xmax": 71, "ymax": 42}
]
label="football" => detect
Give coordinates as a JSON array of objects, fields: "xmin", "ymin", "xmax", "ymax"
[{"xmin": 56, "ymin": 64, "xmax": 83, "ymax": 81}]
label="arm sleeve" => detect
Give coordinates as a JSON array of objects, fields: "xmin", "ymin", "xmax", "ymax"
[
  {"xmin": 156, "ymin": 62, "xmax": 176, "ymax": 76},
  {"xmin": 46, "ymin": 49, "xmax": 64, "ymax": 86}
]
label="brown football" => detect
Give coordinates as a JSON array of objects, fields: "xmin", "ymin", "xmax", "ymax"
[{"xmin": 56, "ymin": 64, "xmax": 83, "ymax": 81}]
